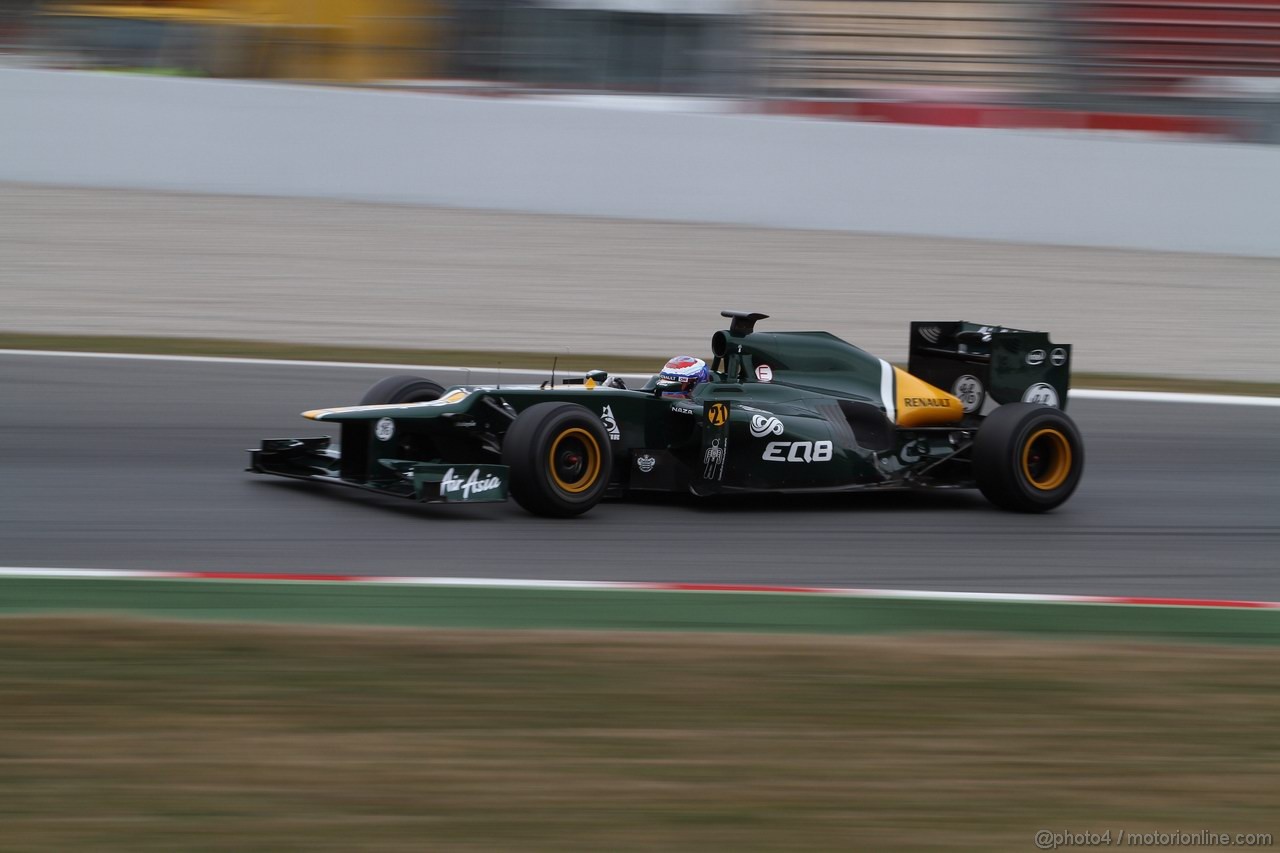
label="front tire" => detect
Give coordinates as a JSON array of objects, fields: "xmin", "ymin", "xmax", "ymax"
[
  {"xmin": 973, "ymin": 403, "xmax": 1084, "ymax": 513},
  {"xmin": 360, "ymin": 375, "xmax": 445, "ymax": 406},
  {"xmin": 502, "ymin": 403, "xmax": 613, "ymax": 518}
]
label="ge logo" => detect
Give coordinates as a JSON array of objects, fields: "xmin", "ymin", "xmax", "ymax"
[
  {"xmin": 1022, "ymin": 383, "xmax": 1060, "ymax": 408},
  {"xmin": 706, "ymin": 403, "xmax": 729, "ymax": 427},
  {"xmin": 951, "ymin": 374, "xmax": 985, "ymax": 414}
]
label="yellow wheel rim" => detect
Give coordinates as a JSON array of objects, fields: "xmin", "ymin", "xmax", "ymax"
[
  {"xmin": 548, "ymin": 428, "xmax": 602, "ymax": 494},
  {"xmin": 1021, "ymin": 428, "xmax": 1072, "ymax": 491}
]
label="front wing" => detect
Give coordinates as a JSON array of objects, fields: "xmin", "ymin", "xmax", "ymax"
[{"xmin": 248, "ymin": 438, "xmax": 510, "ymax": 504}]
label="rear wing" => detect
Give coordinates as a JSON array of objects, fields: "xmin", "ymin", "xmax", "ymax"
[{"xmin": 907, "ymin": 322, "xmax": 1072, "ymax": 413}]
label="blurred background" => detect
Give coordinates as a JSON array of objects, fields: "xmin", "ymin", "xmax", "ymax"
[
  {"xmin": 3, "ymin": 3, "xmax": 1280, "ymax": 848},
  {"xmin": 3, "ymin": 0, "xmax": 1280, "ymax": 141},
  {"xmin": 5, "ymin": 0, "xmax": 1280, "ymax": 381}
]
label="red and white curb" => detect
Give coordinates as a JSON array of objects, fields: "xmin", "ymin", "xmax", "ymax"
[{"xmin": 1, "ymin": 568, "xmax": 1276, "ymax": 610}]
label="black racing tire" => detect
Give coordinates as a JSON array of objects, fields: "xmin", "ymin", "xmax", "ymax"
[
  {"xmin": 972, "ymin": 403, "xmax": 1084, "ymax": 513},
  {"xmin": 359, "ymin": 375, "xmax": 445, "ymax": 406},
  {"xmin": 502, "ymin": 402, "xmax": 613, "ymax": 518}
]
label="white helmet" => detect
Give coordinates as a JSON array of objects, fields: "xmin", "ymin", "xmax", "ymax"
[{"xmin": 658, "ymin": 356, "xmax": 710, "ymax": 397}]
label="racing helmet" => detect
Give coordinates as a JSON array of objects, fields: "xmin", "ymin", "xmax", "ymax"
[{"xmin": 658, "ymin": 355, "xmax": 710, "ymax": 397}]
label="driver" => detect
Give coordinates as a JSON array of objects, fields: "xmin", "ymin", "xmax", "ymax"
[{"xmin": 658, "ymin": 356, "xmax": 710, "ymax": 398}]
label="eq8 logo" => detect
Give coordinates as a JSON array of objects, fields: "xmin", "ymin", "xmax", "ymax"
[{"xmin": 762, "ymin": 440, "xmax": 833, "ymax": 463}]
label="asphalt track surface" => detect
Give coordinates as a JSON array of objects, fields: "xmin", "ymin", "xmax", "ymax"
[{"xmin": 2, "ymin": 353, "xmax": 1278, "ymax": 599}]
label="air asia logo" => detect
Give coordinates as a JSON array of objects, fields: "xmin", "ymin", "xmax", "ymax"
[
  {"xmin": 1022, "ymin": 383, "xmax": 1060, "ymax": 408},
  {"xmin": 1050, "ymin": 347, "xmax": 1068, "ymax": 367},
  {"xmin": 600, "ymin": 406, "xmax": 621, "ymax": 441},
  {"xmin": 1026, "ymin": 349, "xmax": 1047, "ymax": 366},
  {"xmin": 918, "ymin": 325, "xmax": 941, "ymax": 344},
  {"xmin": 375, "ymin": 418, "xmax": 395, "ymax": 441},
  {"xmin": 706, "ymin": 403, "xmax": 729, "ymax": 427},
  {"xmin": 755, "ymin": 364, "xmax": 774, "ymax": 382},
  {"xmin": 439, "ymin": 467, "xmax": 503, "ymax": 500},
  {"xmin": 951, "ymin": 374, "xmax": 985, "ymax": 414},
  {"xmin": 749, "ymin": 415, "xmax": 784, "ymax": 438},
  {"xmin": 636, "ymin": 454, "xmax": 656, "ymax": 473},
  {"xmin": 666, "ymin": 356, "xmax": 700, "ymax": 371},
  {"xmin": 762, "ymin": 440, "xmax": 833, "ymax": 463},
  {"xmin": 903, "ymin": 397, "xmax": 953, "ymax": 409}
]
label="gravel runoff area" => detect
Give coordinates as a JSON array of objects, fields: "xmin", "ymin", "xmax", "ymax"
[{"xmin": 4, "ymin": 183, "xmax": 1279, "ymax": 381}]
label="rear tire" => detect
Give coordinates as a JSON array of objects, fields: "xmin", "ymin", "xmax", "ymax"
[
  {"xmin": 502, "ymin": 402, "xmax": 613, "ymax": 518},
  {"xmin": 973, "ymin": 403, "xmax": 1084, "ymax": 513},
  {"xmin": 360, "ymin": 375, "xmax": 445, "ymax": 406}
]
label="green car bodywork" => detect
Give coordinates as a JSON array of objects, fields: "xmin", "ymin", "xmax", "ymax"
[{"xmin": 249, "ymin": 312, "xmax": 1082, "ymax": 515}]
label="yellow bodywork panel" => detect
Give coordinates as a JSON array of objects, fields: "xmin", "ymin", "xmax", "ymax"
[
  {"xmin": 40, "ymin": 0, "xmax": 436, "ymax": 80},
  {"xmin": 47, "ymin": 4, "xmax": 268, "ymax": 23},
  {"xmin": 893, "ymin": 367, "xmax": 964, "ymax": 428}
]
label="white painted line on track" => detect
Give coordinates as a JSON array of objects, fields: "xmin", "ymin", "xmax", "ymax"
[
  {"xmin": 0, "ymin": 348, "xmax": 607, "ymax": 377},
  {"xmin": 377, "ymin": 576, "xmax": 651, "ymax": 589},
  {"xmin": 3, "ymin": 349, "xmax": 1278, "ymax": 407},
  {"xmin": 1, "ymin": 568, "xmax": 1277, "ymax": 609},
  {"xmin": 0, "ymin": 567, "xmax": 185, "ymax": 579},
  {"xmin": 1069, "ymin": 388, "xmax": 1280, "ymax": 407}
]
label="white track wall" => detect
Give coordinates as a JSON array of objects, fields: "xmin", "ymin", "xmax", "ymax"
[{"xmin": 3, "ymin": 68, "xmax": 1279, "ymax": 256}]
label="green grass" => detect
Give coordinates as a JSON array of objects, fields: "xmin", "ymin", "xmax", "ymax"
[
  {"xmin": 3, "ymin": 332, "xmax": 1277, "ymax": 396},
  {"xmin": 3, "ymin": 618, "xmax": 1279, "ymax": 851}
]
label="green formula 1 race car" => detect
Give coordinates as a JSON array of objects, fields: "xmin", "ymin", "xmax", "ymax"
[{"xmin": 249, "ymin": 311, "xmax": 1083, "ymax": 517}]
